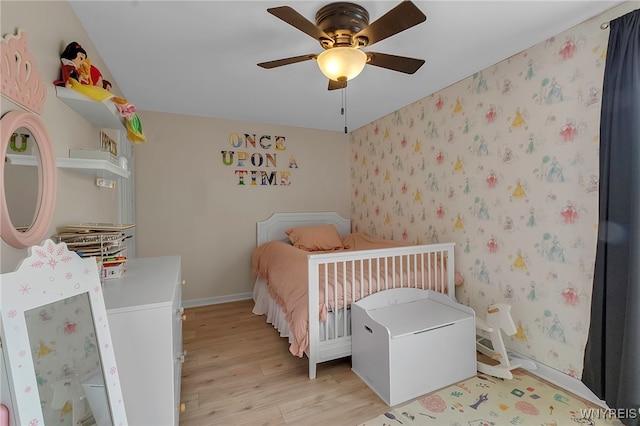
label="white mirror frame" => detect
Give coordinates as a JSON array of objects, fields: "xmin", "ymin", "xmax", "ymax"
[
  {"xmin": 0, "ymin": 239, "xmax": 127, "ymax": 425},
  {"xmin": 0, "ymin": 110, "xmax": 57, "ymax": 249}
]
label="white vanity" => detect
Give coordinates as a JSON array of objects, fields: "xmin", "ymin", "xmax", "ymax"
[{"xmin": 101, "ymin": 255, "xmax": 185, "ymax": 426}]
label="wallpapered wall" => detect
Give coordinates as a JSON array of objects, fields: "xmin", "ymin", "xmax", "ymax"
[{"xmin": 350, "ymin": 18, "xmax": 607, "ymax": 377}]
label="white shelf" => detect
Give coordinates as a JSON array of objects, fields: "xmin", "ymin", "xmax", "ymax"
[
  {"xmin": 54, "ymin": 87, "xmax": 133, "ymax": 181},
  {"xmin": 6, "ymin": 153, "xmax": 38, "ymax": 166},
  {"xmin": 55, "ymin": 86, "xmax": 127, "ymax": 131},
  {"xmin": 57, "ymin": 157, "xmax": 130, "ymax": 179},
  {"xmin": 7, "ymin": 154, "xmax": 131, "ymax": 179},
  {"xmin": 7, "ymin": 154, "xmax": 129, "ymax": 179}
]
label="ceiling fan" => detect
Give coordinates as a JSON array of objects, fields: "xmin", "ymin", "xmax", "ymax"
[{"xmin": 257, "ymin": 1, "xmax": 427, "ymax": 90}]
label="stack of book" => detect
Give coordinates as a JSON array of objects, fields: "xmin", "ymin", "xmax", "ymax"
[{"xmin": 52, "ymin": 223, "xmax": 135, "ymax": 280}]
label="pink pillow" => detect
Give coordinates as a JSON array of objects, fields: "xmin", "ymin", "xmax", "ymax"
[{"xmin": 285, "ymin": 224, "xmax": 344, "ymax": 252}]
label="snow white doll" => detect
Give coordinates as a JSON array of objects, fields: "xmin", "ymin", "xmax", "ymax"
[{"xmin": 54, "ymin": 41, "xmax": 113, "ymax": 102}]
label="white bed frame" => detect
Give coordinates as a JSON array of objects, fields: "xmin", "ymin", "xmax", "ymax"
[{"xmin": 253, "ymin": 212, "xmax": 456, "ymax": 379}]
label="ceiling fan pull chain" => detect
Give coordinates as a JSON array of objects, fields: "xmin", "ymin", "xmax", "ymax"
[{"xmin": 343, "ymin": 87, "xmax": 348, "ymax": 134}]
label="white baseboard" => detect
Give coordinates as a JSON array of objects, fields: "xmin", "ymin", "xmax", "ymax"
[
  {"xmin": 182, "ymin": 292, "xmax": 252, "ymax": 308},
  {"xmin": 508, "ymin": 349, "xmax": 609, "ymax": 409}
]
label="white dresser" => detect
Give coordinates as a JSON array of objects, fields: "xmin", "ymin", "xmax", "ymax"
[{"xmin": 102, "ymin": 256, "xmax": 185, "ymax": 426}]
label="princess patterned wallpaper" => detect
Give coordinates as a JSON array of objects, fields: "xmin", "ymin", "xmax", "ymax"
[{"xmin": 350, "ymin": 17, "xmax": 608, "ymax": 377}]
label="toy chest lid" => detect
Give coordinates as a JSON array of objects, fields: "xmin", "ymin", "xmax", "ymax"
[{"xmin": 367, "ymin": 298, "xmax": 471, "ymax": 339}]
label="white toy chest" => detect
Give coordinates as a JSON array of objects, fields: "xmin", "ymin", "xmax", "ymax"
[{"xmin": 352, "ymin": 288, "xmax": 476, "ymax": 406}]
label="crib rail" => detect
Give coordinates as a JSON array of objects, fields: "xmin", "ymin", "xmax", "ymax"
[{"xmin": 306, "ymin": 242, "xmax": 455, "ymax": 378}]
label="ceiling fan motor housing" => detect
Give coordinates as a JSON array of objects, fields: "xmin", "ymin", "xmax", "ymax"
[{"xmin": 315, "ymin": 2, "xmax": 370, "ymax": 48}]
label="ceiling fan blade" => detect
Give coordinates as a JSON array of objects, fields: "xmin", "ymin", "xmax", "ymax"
[
  {"xmin": 354, "ymin": 1, "xmax": 426, "ymax": 47},
  {"xmin": 257, "ymin": 54, "xmax": 316, "ymax": 69},
  {"xmin": 267, "ymin": 6, "xmax": 332, "ymax": 42},
  {"xmin": 328, "ymin": 79, "xmax": 347, "ymax": 91},
  {"xmin": 366, "ymin": 52, "xmax": 425, "ymax": 74}
]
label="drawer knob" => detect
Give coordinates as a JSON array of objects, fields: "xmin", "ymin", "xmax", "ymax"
[
  {"xmin": 178, "ymin": 403, "xmax": 186, "ymax": 413},
  {"xmin": 181, "ymin": 279, "xmax": 186, "ymax": 286},
  {"xmin": 182, "ymin": 314, "xmax": 187, "ymax": 321}
]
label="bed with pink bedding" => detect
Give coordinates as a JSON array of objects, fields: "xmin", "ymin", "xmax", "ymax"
[{"xmin": 251, "ymin": 212, "xmax": 458, "ymax": 379}]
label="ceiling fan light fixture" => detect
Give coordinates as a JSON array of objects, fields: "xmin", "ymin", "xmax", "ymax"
[{"xmin": 316, "ymin": 47, "xmax": 367, "ymax": 82}]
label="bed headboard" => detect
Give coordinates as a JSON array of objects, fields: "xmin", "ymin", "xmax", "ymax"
[{"xmin": 257, "ymin": 212, "xmax": 351, "ymax": 246}]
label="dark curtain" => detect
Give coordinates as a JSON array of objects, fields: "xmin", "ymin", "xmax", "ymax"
[{"xmin": 583, "ymin": 8, "xmax": 640, "ymax": 425}]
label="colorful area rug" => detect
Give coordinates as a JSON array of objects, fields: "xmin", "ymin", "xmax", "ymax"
[{"xmin": 360, "ymin": 370, "xmax": 623, "ymax": 426}]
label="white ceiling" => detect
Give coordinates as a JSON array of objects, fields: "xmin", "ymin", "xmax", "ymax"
[{"xmin": 69, "ymin": 1, "xmax": 622, "ymax": 133}]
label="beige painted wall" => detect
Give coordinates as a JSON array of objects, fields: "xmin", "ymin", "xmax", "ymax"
[
  {"xmin": 1, "ymin": 1, "xmax": 123, "ymax": 271},
  {"xmin": 134, "ymin": 111, "xmax": 349, "ymax": 302},
  {"xmin": 1, "ymin": 1, "xmax": 350, "ymax": 304}
]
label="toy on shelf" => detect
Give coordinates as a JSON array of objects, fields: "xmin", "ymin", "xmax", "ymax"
[
  {"xmin": 54, "ymin": 42, "xmax": 112, "ymax": 101},
  {"xmin": 54, "ymin": 41, "xmax": 146, "ymax": 143},
  {"xmin": 476, "ymin": 303, "xmax": 536, "ymax": 379}
]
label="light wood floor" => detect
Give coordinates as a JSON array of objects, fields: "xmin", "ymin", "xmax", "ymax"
[{"xmin": 179, "ymin": 300, "xmax": 599, "ymax": 426}]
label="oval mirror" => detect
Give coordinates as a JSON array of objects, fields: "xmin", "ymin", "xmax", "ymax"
[
  {"xmin": 4, "ymin": 127, "xmax": 40, "ymax": 231},
  {"xmin": 0, "ymin": 111, "xmax": 57, "ymax": 248}
]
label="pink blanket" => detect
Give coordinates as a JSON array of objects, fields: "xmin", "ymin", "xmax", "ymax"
[{"xmin": 251, "ymin": 233, "xmax": 451, "ymax": 357}]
